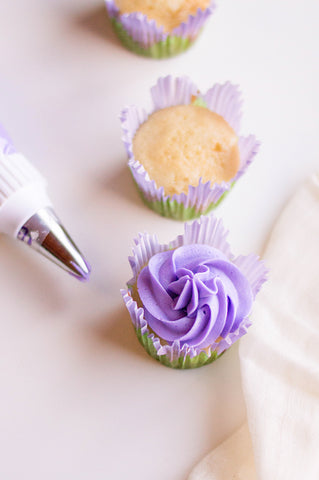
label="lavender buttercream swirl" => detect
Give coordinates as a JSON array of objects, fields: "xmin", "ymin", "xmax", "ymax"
[{"xmin": 137, "ymin": 244, "xmax": 253, "ymax": 349}]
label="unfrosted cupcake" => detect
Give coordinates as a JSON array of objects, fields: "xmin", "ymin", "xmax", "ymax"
[
  {"xmin": 121, "ymin": 215, "xmax": 267, "ymax": 369},
  {"xmin": 105, "ymin": 0, "xmax": 215, "ymax": 58},
  {"xmin": 133, "ymin": 104, "xmax": 240, "ymax": 197},
  {"xmin": 120, "ymin": 76, "xmax": 260, "ymax": 220}
]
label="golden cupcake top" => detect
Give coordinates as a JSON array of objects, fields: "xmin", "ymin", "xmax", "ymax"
[
  {"xmin": 115, "ymin": 0, "xmax": 211, "ymax": 32},
  {"xmin": 132, "ymin": 104, "xmax": 240, "ymax": 196}
]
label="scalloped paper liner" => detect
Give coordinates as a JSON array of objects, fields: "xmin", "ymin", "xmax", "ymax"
[
  {"xmin": 106, "ymin": 1, "xmax": 215, "ymax": 58},
  {"xmin": 135, "ymin": 178, "xmax": 234, "ymax": 220},
  {"xmin": 122, "ymin": 215, "xmax": 268, "ymax": 369},
  {"xmin": 110, "ymin": 19, "xmax": 193, "ymax": 58},
  {"xmin": 120, "ymin": 76, "xmax": 260, "ymax": 220},
  {"xmin": 136, "ymin": 326, "xmax": 220, "ymax": 369}
]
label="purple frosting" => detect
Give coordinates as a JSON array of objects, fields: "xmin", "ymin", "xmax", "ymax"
[{"xmin": 137, "ymin": 244, "xmax": 253, "ymax": 349}]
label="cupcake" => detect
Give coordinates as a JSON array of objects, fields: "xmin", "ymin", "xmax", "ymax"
[
  {"xmin": 120, "ymin": 76, "xmax": 259, "ymax": 220},
  {"xmin": 105, "ymin": 0, "xmax": 215, "ymax": 58},
  {"xmin": 121, "ymin": 215, "xmax": 267, "ymax": 369}
]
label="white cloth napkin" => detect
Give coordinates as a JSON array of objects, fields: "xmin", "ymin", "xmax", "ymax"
[{"xmin": 188, "ymin": 174, "xmax": 319, "ymax": 480}]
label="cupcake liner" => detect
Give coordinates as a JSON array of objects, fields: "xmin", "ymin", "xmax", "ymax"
[
  {"xmin": 105, "ymin": 1, "xmax": 215, "ymax": 58},
  {"xmin": 110, "ymin": 19, "xmax": 194, "ymax": 58},
  {"xmin": 122, "ymin": 215, "xmax": 268, "ymax": 369},
  {"xmin": 120, "ymin": 76, "xmax": 260, "ymax": 220}
]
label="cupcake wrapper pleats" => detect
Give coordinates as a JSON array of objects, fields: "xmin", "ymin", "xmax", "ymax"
[{"xmin": 105, "ymin": 1, "xmax": 216, "ymax": 57}]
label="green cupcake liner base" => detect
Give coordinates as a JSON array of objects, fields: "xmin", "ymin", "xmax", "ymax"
[
  {"xmin": 135, "ymin": 327, "xmax": 223, "ymax": 369},
  {"xmin": 111, "ymin": 19, "xmax": 195, "ymax": 58},
  {"xmin": 136, "ymin": 183, "xmax": 234, "ymax": 221}
]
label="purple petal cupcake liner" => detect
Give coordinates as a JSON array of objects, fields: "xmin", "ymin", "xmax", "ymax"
[
  {"xmin": 105, "ymin": 1, "xmax": 216, "ymax": 57},
  {"xmin": 122, "ymin": 215, "xmax": 268, "ymax": 369},
  {"xmin": 120, "ymin": 76, "xmax": 260, "ymax": 220}
]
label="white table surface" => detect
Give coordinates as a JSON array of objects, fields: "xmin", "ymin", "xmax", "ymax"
[{"xmin": 0, "ymin": 1, "xmax": 318, "ymax": 479}]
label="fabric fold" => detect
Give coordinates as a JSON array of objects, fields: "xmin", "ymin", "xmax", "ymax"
[{"xmin": 188, "ymin": 174, "xmax": 319, "ymax": 480}]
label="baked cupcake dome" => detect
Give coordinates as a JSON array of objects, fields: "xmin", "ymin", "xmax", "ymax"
[
  {"xmin": 105, "ymin": 0, "xmax": 215, "ymax": 58},
  {"xmin": 122, "ymin": 215, "xmax": 268, "ymax": 369},
  {"xmin": 133, "ymin": 104, "xmax": 240, "ymax": 196},
  {"xmin": 120, "ymin": 76, "xmax": 260, "ymax": 220}
]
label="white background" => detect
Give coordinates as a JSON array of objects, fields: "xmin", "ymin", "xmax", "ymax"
[{"xmin": 0, "ymin": 1, "xmax": 318, "ymax": 479}]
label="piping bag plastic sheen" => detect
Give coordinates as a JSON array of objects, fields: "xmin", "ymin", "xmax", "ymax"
[{"xmin": 0, "ymin": 124, "xmax": 91, "ymax": 281}]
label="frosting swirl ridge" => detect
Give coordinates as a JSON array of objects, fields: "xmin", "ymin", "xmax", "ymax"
[{"xmin": 137, "ymin": 244, "xmax": 253, "ymax": 348}]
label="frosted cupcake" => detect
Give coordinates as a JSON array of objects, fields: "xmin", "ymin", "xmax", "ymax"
[
  {"xmin": 120, "ymin": 76, "xmax": 260, "ymax": 220},
  {"xmin": 105, "ymin": 0, "xmax": 215, "ymax": 58},
  {"xmin": 121, "ymin": 215, "xmax": 267, "ymax": 369}
]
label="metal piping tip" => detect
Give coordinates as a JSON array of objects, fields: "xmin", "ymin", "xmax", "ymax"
[
  {"xmin": 69, "ymin": 259, "xmax": 91, "ymax": 282},
  {"xmin": 17, "ymin": 207, "xmax": 91, "ymax": 281}
]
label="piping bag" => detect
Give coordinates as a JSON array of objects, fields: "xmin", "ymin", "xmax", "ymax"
[{"xmin": 0, "ymin": 123, "xmax": 91, "ymax": 281}]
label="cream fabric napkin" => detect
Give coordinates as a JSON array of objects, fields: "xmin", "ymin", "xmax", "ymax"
[{"xmin": 188, "ymin": 174, "xmax": 319, "ymax": 480}]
